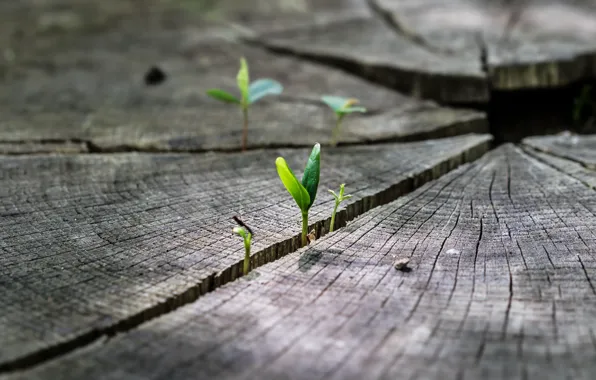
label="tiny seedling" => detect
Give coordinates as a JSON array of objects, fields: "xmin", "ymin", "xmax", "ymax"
[
  {"xmin": 328, "ymin": 183, "xmax": 352, "ymax": 233},
  {"xmin": 207, "ymin": 57, "xmax": 283, "ymax": 151},
  {"xmin": 232, "ymin": 216, "xmax": 253, "ymax": 275},
  {"xmin": 276, "ymin": 143, "xmax": 321, "ymax": 247},
  {"xmin": 321, "ymin": 96, "xmax": 367, "ymax": 146}
]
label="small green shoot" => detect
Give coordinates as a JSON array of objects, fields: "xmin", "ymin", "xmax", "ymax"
[
  {"xmin": 232, "ymin": 216, "xmax": 253, "ymax": 275},
  {"xmin": 207, "ymin": 58, "xmax": 283, "ymax": 151},
  {"xmin": 321, "ymin": 96, "xmax": 367, "ymax": 146},
  {"xmin": 328, "ymin": 183, "xmax": 352, "ymax": 233},
  {"xmin": 276, "ymin": 143, "xmax": 321, "ymax": 246}
]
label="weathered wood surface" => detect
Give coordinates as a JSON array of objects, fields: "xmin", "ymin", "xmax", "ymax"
[
  {"xmin": 371, "ymin": 0, "xmax": 596, "ymax": 90},
  {"xmin": 251, "ymin": 0, "xmax": 596, "ymax": 102},
  {"xmin": 252, "ymin": 15, "xmax": 489, "ymax": 104},
  {"xmin": 0, "ymin": 134, "xmax": 491, "ymax": 371},
  {"xmin": 523, "ymin": 144, "xmax": 596, "ymax": 190},
  {"xmin": 7, "ymin": 142, "xmax": 596, "ymax": 380},
  {"xmin": 524, "ymin": 132, "xmax": 596, "ymax": 169},
  {"xmin": 0, "ymin": 28, "xmax": 486, "ymax": 153}
]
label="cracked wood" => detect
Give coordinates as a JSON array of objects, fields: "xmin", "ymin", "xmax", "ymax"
[
  {"xmin": 7, "ymin": 143, "xmax": 596, "ymax": 380},
  {"xmin": 0, "ymin": 134, "xmax": 490, "ymax": 371},
  {"xmin": 371, "ymin": 0, "xmax": 596, "ymax": 90},
  {"xmin": 0, "ymin": 1, "xmax": 486, "ymax": 153},
  {"xmin": 524, "ymin": 133, "xmax": 596, "ymax": 170}
]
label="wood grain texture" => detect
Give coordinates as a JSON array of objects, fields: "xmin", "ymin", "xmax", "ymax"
[
  {"xmin": 372, "ymin": 0, "xmax": 596, "ymax": 90},
  {"xmin": 0, "ymin": 31, "xmax": 486, "ymax": 152},
  {"xmin": 0, "ymin": 134, "xmax": 491, "ymax": 371},
  {"xmin": 522, "ymin": 145, "xmax": 596, "ymax": 190},
  {"xmin": 7, "ymin": 143, "xmax": 596, "ymax": 380},
  {"xmin": 523, "ymin": 133, "xmax": 596, "ymax": 169},
  {"xmin": 194, "ymin": 0, "xmax": 370, "ymax": 32},
  {"xmin": 0, "ymin": 0, "xmax": 365, "ymax": 55},
  {"xmin": 253, "ymin": 15, "xmax": 489, "ymax": 104}
]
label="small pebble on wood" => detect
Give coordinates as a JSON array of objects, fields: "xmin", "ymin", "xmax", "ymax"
[{"xmin": 393, "ymin": 258, "xmax": 410, "ymax": 271}]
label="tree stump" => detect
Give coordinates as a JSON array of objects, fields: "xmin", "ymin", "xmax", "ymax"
[{"xmin": 1, "ymin": 0, "xmax": 596, "ymax": 379}]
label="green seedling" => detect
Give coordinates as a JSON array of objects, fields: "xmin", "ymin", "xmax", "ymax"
[
  {"xmin": 328, "ymin": 183, "xmax": 352, "ymax": 233},
  {"xmin": 207, "ymin": 57, "xmax": 283, "ymax": 151},
  {"xmin": 321, "ymin": 96, "xmax": 367, "ymax": 146},
  {"xmin": 276, "ymin": 143, "xmax": 321, "ymax": 247},
  {"xmin": 232, "ymin": 216, "xmax": 253, "ymax": 275}
]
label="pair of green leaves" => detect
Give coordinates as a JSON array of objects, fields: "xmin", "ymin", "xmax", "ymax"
[
  {"xmin": 207, "ymin": 58, "xmax": 283, "ymax": 109},
  {"xmin": 276, "ymin": 143, "xmax": 321, "ymax": 213},
  {"xmin": 321, "ymin": 96, "xmax": 367, "ymax": 118}
]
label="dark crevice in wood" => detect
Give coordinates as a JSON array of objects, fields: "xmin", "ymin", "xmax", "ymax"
[
  {"xmin": 0, "ymin": 138, "xmax": 491, "ymax": 374},
  {"xmin": 488, "ymin": 79, "xmax": 596, "ymax": 144}
]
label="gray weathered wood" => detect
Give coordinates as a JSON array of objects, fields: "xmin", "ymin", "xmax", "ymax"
[
  {"xmin": 523, "ymin": 132, "xmax": 596, "ymax": 169},
  {"xmin": 372, "ymin": 0, "xmax": 596, "ymax": 90},
  {"xmin": 0, "ymin": 32, "xmax": 486, "ymax": 152},
  {"xmin": 196, "ymin": 0, "xmax": 370, "ymax": 32},
  {"xmin": 0, "ymin": 134, "xmax": 491, "ymax": 371},
  {"xmin": 252, "ymin": 15, "xmax": 489, "ymax": 104},
  {"xmin": 7, "ymin": 143, "xmax": 596, "ymax": 380},
  {"xmin": 523, "ymin": 145, "xmax": 596, "ymax": 190}
]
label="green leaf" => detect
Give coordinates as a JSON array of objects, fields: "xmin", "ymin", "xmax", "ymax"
[
  {"xmin": 237, "ymin": 57, "xmax": 250, "ymax": 107},
  {"xmin": 328, "ymin": 189, "xmax": 339, "ymax": 201},
  {"xmin": 206, "ymin": 89, "xmax": 241, "ymax": 104},
  {"xmin": 301, "ymin": 143, "xmax": 320, "ymax": 209},
  {"xmin": 276, "ymin": 157, "xmax": 310, "ymax": 212},
  {"xmin": 321, "ymin": 96, "xmax": 366, "ymax": 115},
  {"xmin": 249, "ymin": 79, "xmax": 283, "ymax": 104},
  {"xmin": 321, "ymin": 96, "xmax": 348, "ymax": 112}
]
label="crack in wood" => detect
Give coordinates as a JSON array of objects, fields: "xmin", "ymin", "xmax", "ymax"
[{"xmin": 0, "ymin": 135, "xmax": 491, "ymax": 373}]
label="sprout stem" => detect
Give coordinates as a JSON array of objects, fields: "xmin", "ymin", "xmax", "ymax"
[
  {"xmin": 301, "ymin": 210, "xmax": 309, "ymax": 246},
  {"xmin": 331, "ymin": 116, "xmax": 342, "ymax": 147},
  {"xmin": 243, "ymin": 233, "xmax": 251, "ymax": 275},
  {"xmin": 242, "ymin": 107, "xmax": 249, "ymax": 152},
  {"xmin": 330, "ymin": 200, "xmax": 340, "ymax": 233}
]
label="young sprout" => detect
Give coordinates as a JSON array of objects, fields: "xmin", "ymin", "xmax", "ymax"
[
  {"xmin": 321, "ymin": 96, "xmax": 367, "ymax": 146},
  {"xmin": 207, "ymin": 57, "xmax": 283, "ymax": 151},
  {"xmin": 276, "ymin": 143, "xmax": 321, "ymax": 247},
  {"xmin": 328, "ymin": 183, "xmax": 352, "ymax": 233},
  {"xmin": 232, "ymin": 216, "xmax": 253, "ymax": 275}
]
